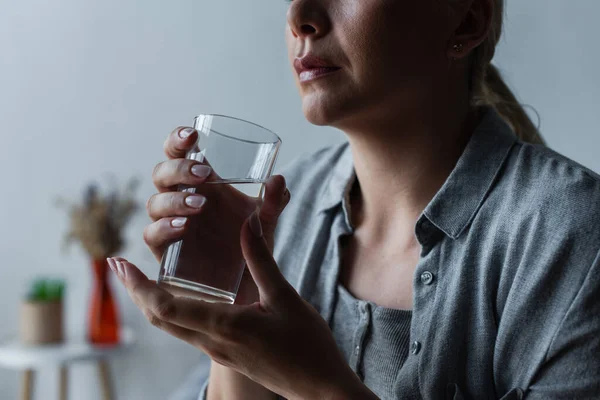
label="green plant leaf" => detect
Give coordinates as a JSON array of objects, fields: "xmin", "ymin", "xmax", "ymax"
[{"xmin": 26, "ymin": 278, "xmax": 65, "ymax": 302}]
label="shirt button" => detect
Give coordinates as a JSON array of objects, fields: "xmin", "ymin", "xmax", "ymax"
[
  {"xmin": 355, "ymin": 345, "xmax": 360, "ymax": 355},
  {"xmin": 411, "ymin": 341, "xmax": 422, "ymax": 355},
  {"xmin": 420, "ymin": 271, "xmax": 435, "ymax": 285}
]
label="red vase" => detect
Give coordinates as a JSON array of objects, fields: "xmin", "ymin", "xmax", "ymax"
[{"xmin": 89, "ymin": 259, "xmax": 120, "ymax": 345}]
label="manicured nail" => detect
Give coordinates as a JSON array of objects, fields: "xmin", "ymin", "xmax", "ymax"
[
  {"xmin": 107, "ymin": 258, "xmax": 116, "ymax": 273},
  {"xmin": 179, "ymin": 128, "xmax": 195, "ymax": 139},
  {"xmin": 171, "ymin": 217, "xmax": 188, "ymax": 228},
  {"xmin": 185, "ymin": 195, "xmax": 206, "ymax": 209},
  {"xmin": 249, "ymin": 210, "xmax": 263, "ymax": 238},
  {"xmin": 115, "ymin": 260, "xmax": 125, "ymax": 279},
  {"xmin": 191, "ymin": 164, "xmax": 211, "ymax": 178}
]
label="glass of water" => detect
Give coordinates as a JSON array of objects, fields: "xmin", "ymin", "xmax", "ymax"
[{"xmin": 157, "ymin": 114, "xmax": 281, "ymax": 304}]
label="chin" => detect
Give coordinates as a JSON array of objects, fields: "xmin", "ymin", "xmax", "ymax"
[{"xmin": 301, "ymin": 95, "xmax": 346, "ymax": 126}]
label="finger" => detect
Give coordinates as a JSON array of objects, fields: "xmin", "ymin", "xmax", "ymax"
[
  {"xmin": 107, "ymin": 258, "xmax": 216, "ymax": 349},
  {"xmin": 111, "ymin": 258, "xmax": 249, "ymax": 340},
  {"xmin": 143, "ymin": 217, "xmax": 188, "ymax": 260},
  {"xmin": 109, "ymin": 257, "xmax": 186, "ymax": 324},
  {"xmin": 108, "ymin": 256, "xmax": 167, "ymax": 309},
  {"xmin": 164, "ymin": 126, "xmax": 198, "ymax": 159},
  {"xmin": 259, "ymin": 175, "xmax": 289, "ymax": 238},
  {"xmin": 153, "ymin": 159, "xmax": 213, "ymax": 192},
  {"xmin": 240, "ymin": 211, "xmax": 296, "ymax": 305},
  {"xmin": 147, "ymin": 192, "xmax": 207, "ymax": 221}
]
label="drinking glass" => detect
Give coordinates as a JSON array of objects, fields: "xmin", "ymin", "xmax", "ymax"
[{"xmin": 157, "ymin": 115, "xmax": 281, "ymax": 304}]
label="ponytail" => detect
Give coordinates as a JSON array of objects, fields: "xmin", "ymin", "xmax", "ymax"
[
  {"xmin": 468, "ymin": 0, "xmax": 545, "ymax": 145},
  {"xmin": 473, "ymin": 64, "xmax": 545, "ymax": 145}
]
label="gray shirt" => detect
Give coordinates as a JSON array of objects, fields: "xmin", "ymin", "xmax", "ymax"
[
  {"xmin": 331, "ymin": 285, "xmax": 413, "ymax": 399},
  {"xmin": 174, "ymin": 108, "xmax": 600, "ymax": 400}
]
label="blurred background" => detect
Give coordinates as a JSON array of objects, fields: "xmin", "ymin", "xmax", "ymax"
[{"xmin": 0, "ymin": 0, "xmax": 598, "ymax": 399}]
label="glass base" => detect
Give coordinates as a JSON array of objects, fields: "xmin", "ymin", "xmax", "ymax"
[{"xmin": 158, "ymin": 276, "xmax": 235, "ymax": 304}]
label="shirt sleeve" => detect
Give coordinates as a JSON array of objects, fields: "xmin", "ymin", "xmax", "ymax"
[{"xmin": 525, "ymin": 250, "xmax": 600, "ymax": 399}]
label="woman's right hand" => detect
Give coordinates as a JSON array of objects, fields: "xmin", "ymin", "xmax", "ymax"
[{"xmin": 143, "ymin": 126, "xmax": 290, "ymax": 305}]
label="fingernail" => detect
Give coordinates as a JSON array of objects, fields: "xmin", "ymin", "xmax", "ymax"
[
  {"xmin": 171, "ymin": 217, "xmax": 188, "ymax": 228},
  {"xmin": 283, "ymin": 188, "xmax": 290, "ymax": 199},
  {"xmin": 185, "ymin": 195, "xmax": 206, "ymax": 209},
  {"xmin": 249, "ymin": 210, "xmax": 263, "ymax": 238},
  {"xmin": 115, "ymin": 260, "xmax": 126, "ymax": 279},
  {"xmin": 179, "ymin": 128, "xmax": 195, "ymax": 139},
  {"xmin": 191, "ymin": 164, "xmax": 212, "ymax": 178},
  {"xmin": 107, "ymin": 258, "xmax": 116, "ymax": 273}
]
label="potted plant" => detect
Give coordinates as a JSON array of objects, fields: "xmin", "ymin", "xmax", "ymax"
[{"xmin": 20, "ymin": 279, "xmax": 66, "ymax": 345}]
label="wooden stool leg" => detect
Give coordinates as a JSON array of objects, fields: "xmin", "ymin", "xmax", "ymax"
[
  {"xmin": 98, "ymin": 360, "xmax": 114, "ymax": 400},
  {"xmin": 59, "ymin": 366, "xmax": 68, "ymax": 400},
  {"xmin": 21, "ymin": 369, "xmax": 34, "ymax": 400}
]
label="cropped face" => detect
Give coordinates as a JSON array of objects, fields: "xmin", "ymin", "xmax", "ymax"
[{"xmin": 285, "ymin": 0, "xmax": 458, "ymax": 128}]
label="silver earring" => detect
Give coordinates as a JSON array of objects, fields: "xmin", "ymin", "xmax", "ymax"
[{"xmin": 452, "ymin": 43, "xmax": 464, "ymax": 53}]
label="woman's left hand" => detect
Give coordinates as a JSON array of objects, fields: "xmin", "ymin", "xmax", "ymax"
[{"xmin": 109, "ymin": 213, "xmax": 375, "ymax": 400}]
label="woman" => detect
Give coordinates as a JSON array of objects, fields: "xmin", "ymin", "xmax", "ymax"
[{"xmin": 109, "ymin": 0, "xmax": 600, "ymax": 398}]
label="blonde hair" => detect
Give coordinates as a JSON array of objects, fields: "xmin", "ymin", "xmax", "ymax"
[{"xmin": 470, "ymin": 0, "xmax": 545, "ymax": 145}]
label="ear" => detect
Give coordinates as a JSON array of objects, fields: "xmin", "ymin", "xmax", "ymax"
[{"xmin": 447, "ymin": 0, "xmax": 494, "ymax": 60}]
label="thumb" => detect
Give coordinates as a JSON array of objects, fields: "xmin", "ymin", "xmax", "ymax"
[
  {"xmin": 259, "ymin": 175, "xmax": 290, "ymax": 248},
  {"xmin": 240, "ymin": 210, "xmax": 295, "ymax": 305}
]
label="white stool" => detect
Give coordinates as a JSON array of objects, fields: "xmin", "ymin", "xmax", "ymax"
[{"xmin": 0, "ymin": 328, "xmax": 135, "ymax": 400}]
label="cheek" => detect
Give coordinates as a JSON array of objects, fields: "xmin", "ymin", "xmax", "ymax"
[
  {"xmin": 341, "ymin": 2, "xmax": 447, "ymax": 85},
  {"xmin": 285, "ymin": 27, "xmax": 300, "ymax": 83},
  {"xmin": 285, "ymin": 25, "xmax": 297, "ymax": 66},
  {"xmin": 287, "ymin": 2, "xmax": 449, "ymax": 126},
  {"xmin": 284, "ymin": 26, "xmax": 294, "ymax": 59}
]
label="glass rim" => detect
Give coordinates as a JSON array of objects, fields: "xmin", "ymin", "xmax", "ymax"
[{"xmin": 195, "ymin": 114, "xmax": 282, "ymax": 145}]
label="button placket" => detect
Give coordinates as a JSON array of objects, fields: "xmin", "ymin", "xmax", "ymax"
[
  {"xmin": 412, "ymin": 269, "xmax": 435, "ymax": 359},
  {"xmin": 412, "ymin": 225, "xmax": 439, "ymax": 366},
  {"xmin": 351, "ymin": 301, "xmax": 370, "ymax": 373}
]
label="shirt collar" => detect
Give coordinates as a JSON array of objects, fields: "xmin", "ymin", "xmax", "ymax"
[
  {"xmin": 317, "ymin": 141, "xmax": 356, "ymax": 213},
  {"xmin": 423, "ymin": 108, "xmax": 517, "ymax": 239},
  {"xmin": 318, "ymin": 108, "xmax": 517, "ymax": 240}
]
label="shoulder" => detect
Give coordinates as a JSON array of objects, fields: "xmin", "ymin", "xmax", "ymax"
[
  {"xmin": 488, "ymin": 142, "xmax": 600, "ymax": 391},
  {"xmin": 511, "ymin": 141, "xmax": 600, "ymax": 185},
  {"xmin": 500, "ymin": 141, "xmax": 600, "ymax": 233},
  {"xmin": 485, "ymin": 140, "xmax": 600, "ymax": 294}
]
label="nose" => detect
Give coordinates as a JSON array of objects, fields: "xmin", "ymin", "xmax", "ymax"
[{"xmin": 287, "ymin": 0, "xmax": 331, "ymax": 40}]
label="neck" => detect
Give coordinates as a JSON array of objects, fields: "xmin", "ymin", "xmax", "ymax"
[{"xmin": 339, "ymin": 91, "xmax": 476, "ymax": 247}]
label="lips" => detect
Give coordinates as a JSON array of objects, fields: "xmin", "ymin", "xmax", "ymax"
[{"xmin": 294, "ymin": 55, "xmax": 341, "ymax": 83}]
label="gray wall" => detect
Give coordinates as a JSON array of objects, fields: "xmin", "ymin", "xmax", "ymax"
[{"xmin": 0, "ymin": 1, "xmax": 597, "ymax": 399}]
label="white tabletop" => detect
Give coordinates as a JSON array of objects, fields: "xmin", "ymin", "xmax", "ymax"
[{"xmin": 0, "ymin": 327, "xmax": 135, "ymax": 369}]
